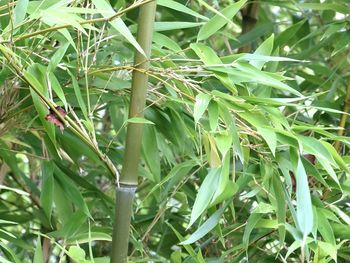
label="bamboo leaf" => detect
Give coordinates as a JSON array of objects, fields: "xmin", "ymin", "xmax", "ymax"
[
  {"xmin": 181, "ymin": 205, "xmax": 226, "ymax": 245},
  {"xmin": 251, "ymin": 34, "xmax": 274, "ymax": 70},
  {"xmin": 153, "ymin": 32, "xmax": 182, "ymax": 52},
  {"xmin": 194, "ymin": 93, "xmax": 211, "ymax": 124},
  {"xmin": 257, "ymin": 127, "xmax": 277, "ymax": 156},
  {"xmin": 154, "ymin": 21, "xmax": 204, "ymax": 31},
  {"xmin": 47, "ymin": 42, "xmax": 69, "ymax": 72},
  {"xmin": 25, "ymin": 71, "xmax": 56, "ymax": 146},
  {"xmin": 68, "ymin": 70, "xmax": 88, "ymax": 120},
  {"xmin": 295, "ymin": 158, "xmax": 314, "ymax": 239},
  {"xmin": 33, "ymin": 236, "xmax": 43, "ymax": 263},
  {"xmin": 318, "ymin": 241, "xmax": 337, "ymax": 262},
  {"xmin": 54, "ymin": 166, "xmax": 91, "ymax": 218},
  {"xmin": 271, "ymin": 175, "xmax": 286, "ymax": 245},
  {"xmin": 67, "ymin": 246, "xmax": 86, "ymax": 261},
  {"xmin": 127, "ymin": 117, "xmax": 154, "ymax": 125},
  {"xmin": 188, "ymin": 168, "xmax": 220, "ymax": 227},
  {"xmin": 197, "ymin": 0, "xmax": 247, "ymax": 41},
  {"xmin": 208, "ymin": 101, "xmax": 219, "ymax": 131},
  {"xmin": 142, "ymin": 125, "xmax": 160, "ymax": 182},
  {"xmin": 243, "ymin": 213, "xmax": 263, "ymax": 250},
  {"xmin": 317, "ymin": 208, "xmax": 336, "ymax": 245},
  {"xmin": 10, "ymin": 0, "xmax": 29, "ymax": 29},
  {"xmin": 40, "ymin": 161, "xmax": 54, "ymax": 223},
  {"xmin": 91, "ymin": 0, "xmax": 146, "ymax": 57},
  {"xmin": 48, "ymin": 72, "xmax": 67, "ymax": 109},
  {"xmin": 299, "ymin": 3, "xmax": 349, "ymax": 14},
  {"xmin": 158, "ymin": 0, "xmax": 208, "ymax": 20}
]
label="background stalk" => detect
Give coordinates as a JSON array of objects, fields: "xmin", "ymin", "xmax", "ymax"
[
  {"xmin": 334, "ymin": 78, "xmax": 350, "ymax": 152},
  {"xmin": 110, "ymin": 1, "xmax": 157, "ymax": 262},
  {"xmin": 238, "ymin": 0, "xmax": 260, "ymax": 53}
]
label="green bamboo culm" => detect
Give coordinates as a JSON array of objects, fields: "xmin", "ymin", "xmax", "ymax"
[{"xmin": 110, "ymin": 1, "xmax": 157, "ymax": 262}]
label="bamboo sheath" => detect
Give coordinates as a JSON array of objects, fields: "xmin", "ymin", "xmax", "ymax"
[{"xmin": 110, "ymin": 1, "xmax": 157, "ymax": 262}]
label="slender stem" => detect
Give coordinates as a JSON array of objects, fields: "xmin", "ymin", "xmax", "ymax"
[
  {"xmin": 11, "ymin": 0, "xmax": 155, "ymax": 43},
  {"xmin": 334, "ymin": 77, "xmax": 350, "ymax": 152},
  {"xmin": 110, "ymin": 1, "xmax": 157, "ymax": 262}
]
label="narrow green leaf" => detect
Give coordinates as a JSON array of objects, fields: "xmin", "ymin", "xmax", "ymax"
[
  {"xmin": 295, "ymin": 158, "xmax": 314, "ymax": 238},
  {"xmin": 208, "ymin": 63, "xmax": 302, "ymax": 96},
  {"xmin": 68, "ymin": 70, "xmax": 88, "ymax": 120},
  {"xmin": 66, "ymin": 232, "xmax": 112, "ymax": 244},
  {"xmin": 299, "ymin": 3, "xmax": 349, "ymax": 14},
  {"xmin": 251, "ymin": 34, "xmax": 274, "ymax": 70},
  {"xmin": 197, "ymin": 0, "xmax": 247, "ymax": 41},
  {"xmin": 275, "ymin": 19, "xmax": 306, "ymax": 47},
  {"xmin": 0, "ymin": 185, "xmax": 29, "ymax": 196},
  {"xmin": 190, "ymin": 43, "xmax": 222, "ymax": 65},
  {"xmin": 208, "ymin": 101, "xmax": 219, "ymax": 131},
  {"xmin": 215, "ymin": 132, "xmax": 232, "ymax": 157},
  {"xmin": 47, "ymin": 42, "xmax": 69, "ymax": 72},
  {"xmin": 40, "ymin": 161, "xmax": 54, "ymax": 223},
  {"xmin": 33, "ymin": 236, "xmax": 43, "ymax": 263},
  {"xmin": 154, "ymin": 21, "xmax": 203, "ymax": 31},
  {"xmin": 218, "ymin": 103, "xmax": 244, "ymax": 163},
  {"xmin": 194, "ymin": 93, "xmax": 211, "ymax": 124},
  {"xmin": 181, "ymin": 205, "xmax": 226, "ymax": 245},
  {"xmin": 317, "ymin": 208, "xmax": 336, "ymax": 245},
  {"xmin": 91, "ymin": 0, "xmax": 146, "ymax": 57},
  {"xmin": 67, "ymin": 246, "xmax": 86, "ymax": 261},
  {"xmin": 243, "ymin": 213, "xmax": 263, "ymax": 250},
  {"xmin": 191, "ymin": 43, "xmax": 235, "ymax": 92},
  {"xmin": 158, "ymin": 0, "xmax": 208, "ymax": 20},
  {"xmin": 42, "ymin": 10, "xmax": 87, "ymax": 34},
  {"xmin": 13, "ymin": 0, "xmax": 29, "ymax": 27},
  {"xmin": 48, "ymin": 72, "xmax": 67, "ymax": 109},
  {"xmin": 54, "ymin": 166, "xmax": 91, "ymax": 218},
  {"xmin": 189, "ymin": 168, "xmax": 220, "ymax": 227},
  {"xmin": 25, "ymin": 71, "xmax": 56, "ymax": 146},
  {"xmin": 320, "ymin": 141, "xmax": 350, "ymax": 173},
  {"xmin": 297, "ymin": 135, "xmax": 334, "ymax": 164},
  {"xmin": 332, "ymin": 31, "xmax": 350, "ymax": 56},
  {"xmin": 53, "ymin": 181, "xmax": 73, "ymax": 225},
  {"xmin": 212, "ymin": 153, "xmax": 230, "ymax": 201},
  {"xmin": 329, "ymin": 204, "xmax": 350, "ymax": 225},
  {"xmin": 142, "ymin": 125, "xmax": 160, "ymax": 182},
  {"xmin": 285, "ymin": 240, "xmax": 302, "ymax": 261},
  {"xmin": 153, "ymin": 32, "xmax": 182, "ymax": 52},
  {"xmin": 58, "ymin": 29, "xmax": 77, "ymax": 51},
  {"xmin": 167, "ymin": 222, "xmax": 197, "ymax": 257},
  {"xmin": 127, "ymin": 117, "xmax": 154, "ymax": 125},
  {"xmin": 318, "ymin": 241, "xmax": 337, "ymax": 262},
  {"xmin": 0, "ymin": 242, "xmax": 22, "ymax": 263},
  {"xmin": 257, "ymin": 127, "xmax": 277, "ymax": 156},
  {"xmin": 238, "ymin": 54, "xmax": 300, "ymax": 63},
  {"xmin": 272, "ymin": 175, "xmax": 286, "ymax": 245}
]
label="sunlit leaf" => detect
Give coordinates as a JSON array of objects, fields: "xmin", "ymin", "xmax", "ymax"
[{"xmin": 197, "ymin": 0, "xmax": 247, "ymax": 41}]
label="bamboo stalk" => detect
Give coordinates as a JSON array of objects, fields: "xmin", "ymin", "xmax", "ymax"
[
  {"xmin": 238, "ymin": 0, "xmax": 260, "ymax": 53},
  {"xmin": 334, "ymin": 78, "xmax": 350, "ymax": 152},
  {"xmin": 110, "ymin": 1, "xmax": 157, "ymax": 262}
]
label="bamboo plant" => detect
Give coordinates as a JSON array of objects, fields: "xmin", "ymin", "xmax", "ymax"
[{"xmin": 110, "ymin": 1, "xmax": 157, "ymax": 262}]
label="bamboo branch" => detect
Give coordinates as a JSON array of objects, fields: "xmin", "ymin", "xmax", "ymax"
[
  {"xmin": 0, "ymin": 44, "xmax": 120, "ymax": 181},
  {"xmin": 10, "ymin": 0, "xmax": 155, "ymax": 43},
  {"xmin": 334, "ymin": 78, "xmax": 350, "ymax": 152}
]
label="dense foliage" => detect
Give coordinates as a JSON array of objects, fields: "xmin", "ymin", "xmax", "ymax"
[{"xmin": 0, "ymin": 0, "xmax": 349, "ymax": 262}]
